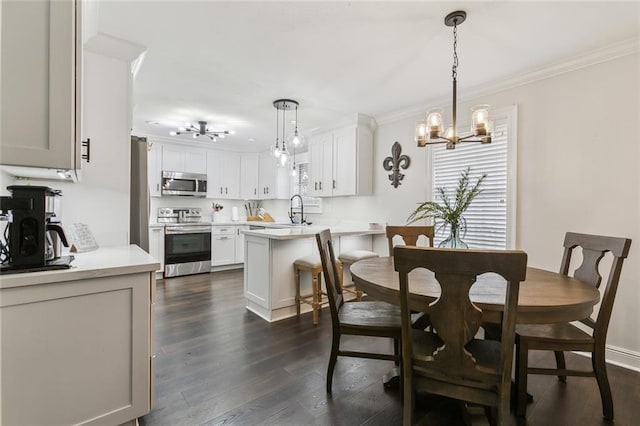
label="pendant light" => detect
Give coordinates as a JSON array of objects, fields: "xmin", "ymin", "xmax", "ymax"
[
  {"xmin": 288, "ymin": 104, "xmax": 305, "ymax": 146},
  {"xmin": 272, "ymin": 99, "xmax": 298, "ymax": 167},
  {"xmin": 414, "ymin": 11, "xmax": 492, "ymax": 149}
]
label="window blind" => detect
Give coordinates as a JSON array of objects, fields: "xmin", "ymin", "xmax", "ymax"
[{"xmin": 431, "ymin": 118, "xmax": 509, "ymax": 249}]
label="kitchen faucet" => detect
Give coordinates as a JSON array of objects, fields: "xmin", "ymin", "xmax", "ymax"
[{"xmin": 289, "ymin": 194, "xmax": 305, "ymax": 225}]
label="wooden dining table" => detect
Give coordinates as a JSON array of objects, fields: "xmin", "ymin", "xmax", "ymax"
[{"xmin": 350, "ymin": 256, "xmax": 601, "ymax": 325}]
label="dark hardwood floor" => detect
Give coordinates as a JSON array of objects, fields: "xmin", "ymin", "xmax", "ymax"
[{"xmin": 141, "ymin": 270, "xmax": 640, "ymax": 426}]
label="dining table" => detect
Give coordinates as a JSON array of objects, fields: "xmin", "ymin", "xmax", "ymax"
[{"xmin": 350, "ymin": 256, "xmax": 601, "ymax": 325}]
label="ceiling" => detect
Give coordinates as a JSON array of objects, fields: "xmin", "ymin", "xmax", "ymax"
[{"xmin": 95, "ymin": 1, "xmax": 640, "ymax": 151}]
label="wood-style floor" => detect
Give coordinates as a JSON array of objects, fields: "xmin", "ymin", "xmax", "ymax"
[{"xmin": 141, "ymin": 270, "xmax": 640, "ymax": 426}]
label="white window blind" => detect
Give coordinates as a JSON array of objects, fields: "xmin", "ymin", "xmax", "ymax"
[
  {"xmin": 431, "ymin": 118, "xmax": 509, "ymax": 249},
  {"xmin": 293, "ymin": 162, "xmax": 322, "ymax": 212}
]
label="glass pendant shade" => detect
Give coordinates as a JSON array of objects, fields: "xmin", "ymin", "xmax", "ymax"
[
  {"xmin": 471, "ymin": 105, "xmax": 490, "ymax": 136},
  {"xmin": 415, "ymin": 120, "xmax": 427, "ymax": 147},
  {"xmin": 289, "ymin": 131, "xmax": 305, "ymax": 146},
  {"xmin": 426, "ymin": 109, "xmax": 444, "ymax": 139}
]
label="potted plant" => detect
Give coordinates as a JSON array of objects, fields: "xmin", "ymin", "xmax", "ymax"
[{"xmin": 407, "ymin": 167, "xmax": 486, "ymax": 248}]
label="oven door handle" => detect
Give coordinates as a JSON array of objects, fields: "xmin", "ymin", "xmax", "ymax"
[{"xmin": 165, "ymin": 226, "xmax": 212, "ymax": 234}]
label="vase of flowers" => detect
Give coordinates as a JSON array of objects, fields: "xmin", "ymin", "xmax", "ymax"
[{"xmin": 407, "ymin": 167, "xmax": 486, "ymax": 248}]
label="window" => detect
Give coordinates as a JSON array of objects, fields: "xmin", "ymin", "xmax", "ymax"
[
  {"xmin": 292, "ymin": 161, "xmax": 322, "ymax": 213},
  {"xmin": 428, "ymin": 106, "xmax": 517, "ymax": 249}
]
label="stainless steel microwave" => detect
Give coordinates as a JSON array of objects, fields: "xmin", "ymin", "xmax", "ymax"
[{"xmin": 161, "ymin": 171, "xmax": 207, "ymax": 197}]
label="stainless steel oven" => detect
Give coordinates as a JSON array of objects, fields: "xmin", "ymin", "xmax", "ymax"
[{"xmin": 164, "ymin": 224, "xmax": 212, "ymax": 277}]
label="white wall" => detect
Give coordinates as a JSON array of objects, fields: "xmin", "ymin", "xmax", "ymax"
[
  {"xmin": 323, "ymin": 52, "xmax": 640, "ymax": 368},
  {"xmin": 0, "ymin": 52, "xmax": 132, "ymax": 247}
]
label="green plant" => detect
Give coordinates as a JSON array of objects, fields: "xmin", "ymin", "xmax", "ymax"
[{"xmin": 407, "ymin": 167, "xmax": 486, "ymax": 237}]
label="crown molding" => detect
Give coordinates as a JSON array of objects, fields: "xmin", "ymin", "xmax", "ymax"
[
  {"xmin": 375, "ymin": 38, "xmax": 640, "ymax": 126},
  {"xmin": 133, "ymin": 132, "xmax": 262, "ymax": 154}
]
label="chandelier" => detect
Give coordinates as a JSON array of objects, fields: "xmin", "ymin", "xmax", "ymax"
[
  {"xmin": 415, "ymin": 11, "xmax": 492, "ymax": 149},
  {"xmin": 170, "ymin": 121, "xmax": 234, "ymax": 141},
  {"xmin": 271, "ymin": 99, "xmax": 299, "ymax": 167}
]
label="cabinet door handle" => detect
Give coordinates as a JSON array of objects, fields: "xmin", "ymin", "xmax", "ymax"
[
  {"xmin": 319, "ymin": 181, "xmax": 322, "ymax": 190},
  {"xmin": 82, "ymin": 138, "xmax": 91, "ymax": 163},
  {"xmin": 333, "ymin": 179, "xmax": 336, "ymax": 189},
  {"xmin": 225, "ymin": 187, "xmax": 228, "ymax": 194},
  {"xmin": 219, "ymin": 236, "xmax": 230, "ymax": 240},
  {"xmin": 220, "ymin": 187, "xmax": 223, "ymax": 194},
  {"xmin": 314, "ymin": 182, "xmax": 318, "ymax": 190},
  {"xmin": 254, "ymin": 188, "xmax": 257, "ymax": 195}
]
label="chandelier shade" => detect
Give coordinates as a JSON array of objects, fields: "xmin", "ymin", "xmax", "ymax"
[
  {"xmin": 415, "ymin": 10, "xmax": 492, "ymax": 150},
  {"xmin": 170, "ymin": 121, "xmax": 234, "ymax": 142}
]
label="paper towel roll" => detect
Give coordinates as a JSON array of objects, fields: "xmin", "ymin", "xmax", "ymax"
[{"xmin": 231, "ymin": 206, "xmax": 239, "ymax": 221}]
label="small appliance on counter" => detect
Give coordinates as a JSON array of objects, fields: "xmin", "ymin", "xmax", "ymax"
[
  {"xmin": 0, "ymin": 185, "xmax": 72, "ymax": 274},
  {"xmin": 158, "ymin": 207, "xmax": 212, "ymax": 278}
]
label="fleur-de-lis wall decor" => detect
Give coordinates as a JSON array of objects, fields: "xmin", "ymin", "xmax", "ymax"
[{"xmin": 382, "ymin": 141, "xmax": 410, "ymax": 188}]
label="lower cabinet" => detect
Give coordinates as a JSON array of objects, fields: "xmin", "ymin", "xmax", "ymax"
[
  {"xmin": 211, "ymin": 225, "xmax": 236, "ymax": 266},
  {"xmin": 235, "ymin": 225, "xmax": 249, "ymax": 263},
  {"xmin": 0, "ymin": 271, "xmax": 154, "ymax": 425}
]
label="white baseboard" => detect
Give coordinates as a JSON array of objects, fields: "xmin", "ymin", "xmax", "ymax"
[
  {"xmin": 574, "ymin": 345, "xmax": 640, "ymax": 372},
  {"xmin": 606, "ymin": 345, "xmax": 640, "ymax": 372}
]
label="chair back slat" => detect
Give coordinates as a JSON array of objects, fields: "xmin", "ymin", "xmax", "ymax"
[
  {"xmin": 395, "ymin": 246, "xmax": 527, "ymax": 383},
  {"xmin": 561, "ymin": 232, "xmax": 632, "ymax": 341},
  {"xmin": 316, "ymin": 229, "xmax": 344, "ymax": 324},
  {"xmin": 386, "ymin": 225, "xmax": 434, "ymax": 256}
]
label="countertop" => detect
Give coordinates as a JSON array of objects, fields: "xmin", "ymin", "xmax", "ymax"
[
  {"xmin": 0, "ymin": 245, "xmax": 160, "ymax": 289},
  {"xmin": 241, "ymin": 225, "xmax": 385, "ymax": 240}
]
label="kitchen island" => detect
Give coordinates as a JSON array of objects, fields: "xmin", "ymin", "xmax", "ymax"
[
  {"xmin": 242, "ymin": 225, "xmax": 384, "ymax": 322},
  {"xmin": 0, "ymin": 245, "xmax": 159, "ymax": 426}
]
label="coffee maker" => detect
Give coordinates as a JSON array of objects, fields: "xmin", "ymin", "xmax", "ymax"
[{"xmin": 0, "ymin": 185, "xmax": 72, "ymax": 272}]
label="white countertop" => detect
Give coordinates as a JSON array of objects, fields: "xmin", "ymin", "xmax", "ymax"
[
  {"xmin": 242, "ymin": 225, "xmax": 385, "ymax": 240},
  {"xmin": 0, "ymin": 245, "xmax": 160, "ymax": 289}
]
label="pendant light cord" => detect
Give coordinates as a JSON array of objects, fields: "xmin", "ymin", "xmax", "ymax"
[{"xmin": 452, "ymin": 21, "xmax": 458, "ymax": 81}]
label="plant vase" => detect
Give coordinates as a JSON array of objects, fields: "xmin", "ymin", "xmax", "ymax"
[{"xmin": 438, "ymin": 224, "xmax": 468, "ymax": 249}]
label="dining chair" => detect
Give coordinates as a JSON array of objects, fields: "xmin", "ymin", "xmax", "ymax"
[
  {"xmin": 386, "ymin": 225, "xmax": 435, "ymax": 331},
  {"xmin": 515, "ymin": 232, "xmax": 632, "ymax": 420},
  {"xmin": 385, "ymin": 225, "xmax": 434, "ymax": 255},
  {"xmin": 394, "ymin": 245, "xmax": 528, "ymax": 426},
  {"xmin": 315, "ymin": 229, "xmax": 402, "ymax": 394}
]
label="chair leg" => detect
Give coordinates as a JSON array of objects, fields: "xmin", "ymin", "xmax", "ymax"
[
  {"xmin": 294, "ymin": 267, "xmax": 301, "ymax": 317},
  {"xmin": 484, "ymin": 406, "xmax": 497, "ymax": 426},
  {"xmin": 515, "ymin": 338, "xmax": 529, "ymax": 417},
  {"xmin": 554, "ymin": 350, "xmax": 567, "ymax": 382},
  {"xmin": 326, "ymin": 331, "xmax": 340, "ymax": 394},
  {"xmin": 402, "ymin": 373, "xmax": 413, "ymax": 426},
  {"xmin": 593, "ymin": 346, "xmax": 614, "ymax": 420},
  {"xmin": 393, "ymin": 338, "xmax": 400, "ymax": 366},
  {"xmin": 311, "ymin": 272, "xmax": 319, "ymax": 325}
]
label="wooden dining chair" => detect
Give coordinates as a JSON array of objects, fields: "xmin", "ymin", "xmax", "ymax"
[
  {"xmin": 515, "ymin": 232, "xmax": 632, "ymax": 420},
  {"xmin": 315, "ymin": 229, "xmax": 402, "ymax": 394},
  {"xmin": 394, "ymin": 245, "xmax": 528, "ymax": 426},
  {"xmin": 386, "ymin": 225, "xmax": 435, "ymax": 331},
  {"xmin": 385, "ymin": 225, "xmax": 434, "ymax": 255}
]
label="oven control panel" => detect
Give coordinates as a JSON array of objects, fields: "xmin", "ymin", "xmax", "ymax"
[{"xmin": 158, "ymin": 207, "xmax": 203, "ymax": 223}]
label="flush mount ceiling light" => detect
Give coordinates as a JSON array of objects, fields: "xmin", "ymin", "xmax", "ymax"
[
  {"xmin": 271, "ymin": 99, "xmax": 299, "ymax": 167},
  {"xmin": 415, "ymin": 11, "xmax": 492, "ymax": 149},
  {"xmin": 170, "ymin": 121, "xmax": 234, "ymax": 141}
]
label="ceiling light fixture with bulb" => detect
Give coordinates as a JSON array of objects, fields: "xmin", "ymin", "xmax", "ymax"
[
  {"xmin": 271, "ymin": 99, "xmax": 300, "ymax": 167},
  {"xmin": 415, "ymin": 11, "xmax": 492, "ymax": 149},
  {"xmin": 170, "ymin": 121, "xmax": 235, "ymax": 142}
]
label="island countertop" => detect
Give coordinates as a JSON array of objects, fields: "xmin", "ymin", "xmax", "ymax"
[
  {"xmin": 0, "ymin": 244, "xmax": 160, "ymax": 289},
  {"xmin": 241, "ymin": 225, "xmax": 385, "ymax": 240}
]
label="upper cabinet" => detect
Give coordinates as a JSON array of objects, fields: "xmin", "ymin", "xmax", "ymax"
[
  {"xmin": 162, "ymin": 145, "xmax": 207, "ymax": 175},
  {"xmin": 0, "ymin": 0, "xmax": 83, "ymax": 175},
  {"xmin": 308, "ymin": 120, "xmax": 373, "ymax": 197},
  {"xmin": 240, "ymin": 154, "xmax": 259, "ymax": 199},
  {"xmin": 207, "ymin": 151, "xmax": 240, "ymax": 199}
]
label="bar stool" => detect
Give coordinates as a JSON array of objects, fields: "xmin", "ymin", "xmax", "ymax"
[
  {"xmin": 293, "ymin": 256, "xmax": 328, "ymax": 325},
  {"xmin": 337, "ymin": 250, "xmax": 379, "ymax": 300}
]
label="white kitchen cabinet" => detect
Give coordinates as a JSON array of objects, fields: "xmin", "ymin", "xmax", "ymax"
[
  {"xmin": 240, "ymin": 154, "xmax": 260, "ymax": 199},
  {"xmin": 235, "ymin": 225, "xmax": 249, "ymax": 263},
  {"xmin": 258, "ymin": 153, "xmax": 291, "ymax": 200},
  {"xmin": 211, "ymin": 225, "xmax": 236, "ymax": 266},
  {"xmin": 0, "ymin": 0, "xmax": 82, "ymax": 174},
  {"xmin": 307, "ymin": 121, "xmax": 373, "ymax": 197},
  {"xmin": 148, "ymin": 225, "xmax": 165, "ymax": 272},
  {"xmin": 147, "ymin": 141, "xmax": 163, "ymax": 197},
  {"xmin": 0, "ymin": 247, "xmax": 155, "ymax": 425},
  {"xmin": 207, "ymin": 151, "xmax": 240, "ymax": 199},
  {"xmin": 162, "ymin": 146, "xmax": 207, "ymax": 174}
]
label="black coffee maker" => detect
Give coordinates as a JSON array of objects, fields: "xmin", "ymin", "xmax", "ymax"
[{"xmin": 0, "ymin": 185, "xmax": 71, "ymax": 272}]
